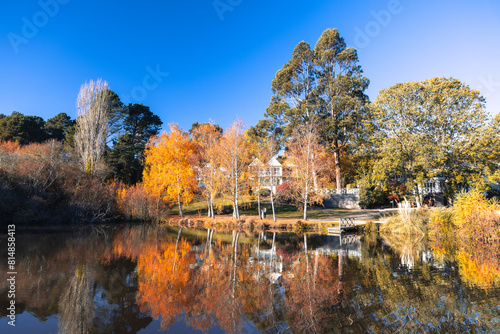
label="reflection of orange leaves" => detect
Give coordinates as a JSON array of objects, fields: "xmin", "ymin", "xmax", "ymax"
[
  {"xmin": 429, "ymin": 244, "xmax": 448, "ymax": 263},
  {"xmin": 457, "ymin": 250, "xmax": 500, "ymax": 288},
  {"xmin": 105, "ymin": 227, "xmax": 351, "ymax": 334},
  {"xmin": 136, "ymin": 239, "xmax": 195, "ymax": 329},
  {"xmin": 283, "ymin": 253, "xmax": 343, "ymax": 333}
]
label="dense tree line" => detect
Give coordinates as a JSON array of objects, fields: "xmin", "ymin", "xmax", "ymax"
[
  {"xmin": 2, "ymin": 28, "xmax": 500, "ymax": 225},
  {"xmin": 250, "ymin": 29, "xmax": 500, "ymax": 207},
  {"xmin": 0, "ymin": 82, "xmax": 162, "ymax": 225},
  {"xmin": 138, "ymin": 118, "xmax": 330, "ymax": 221},
  {"xmin": 249, "ymin": 28, "xmax": 370, "ymax": 191},
  {"xmin": 0, "ymin": 111, "xmax": 74, "ymax": 144}
]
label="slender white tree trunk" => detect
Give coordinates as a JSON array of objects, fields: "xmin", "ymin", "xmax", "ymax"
[
  {"xmin": 258, "ymin": 185, "xmax": 261, "ymax": 219},
  {"xmin": 234, "ymin": 171, "xmax": 240, "ymax": 219},
  {"xmin": 210, "ymin": 193, "xmax": 214, "ymax": 218},
  {"xmin": 270, "ymin": 187, "xmax": 276, "ymax": 222},
  {"xmin": 178, "ymin": 193, "xmax": 183, "ymax": 218},
  {"xmin": 303, "ymin": 191, "xmax": 308, "ymax": 220}
]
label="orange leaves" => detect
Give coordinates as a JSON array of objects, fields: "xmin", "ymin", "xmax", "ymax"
[
  {"xmin": 143, "ymin": 123, "xmax": 197, "ymax": 214},
  {"xmin": 191, "ymin": 123, "xmax": 224, "ymax": 216},
  {"xmin": 457, "ymin": 249, "xmax": 500, "ymax": 288},
  {"xmin": 285, "ymin": 122, "xmax": 329, "ymax": 218},
  {"xmin": 218, "ymin": 118, "xmax": 253, "ymax": 218},
  {"xmin": 428, "ymin": 191, "xmax": 500, "ymax": 288},
  {"xmin": 0, "ymin": 140, "xmax": 20, "ymax": 153},
  {"xmin": 115, "ymin": 183, "xmax": 156, "ymax": 220},
  {"xmin": 136, "ymin": 238, "xmax": 196, "ymax": 329}
]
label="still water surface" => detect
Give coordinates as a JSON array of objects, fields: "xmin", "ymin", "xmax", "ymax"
[{"xmin": 1, "ymin": 224, "xmax": 500, "ymax": 333}]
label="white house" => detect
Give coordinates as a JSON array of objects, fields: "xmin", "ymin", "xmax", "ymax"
[{"xmin": 249, "ymin": 157, "xmax": 296, "ymax": 193}]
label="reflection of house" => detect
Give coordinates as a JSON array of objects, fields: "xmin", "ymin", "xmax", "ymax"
[{"xmin": 249, "ymin": 157, "xmax": 296, "ymax": 193}]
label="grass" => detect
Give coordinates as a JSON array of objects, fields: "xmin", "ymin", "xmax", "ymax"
[{"xmin": 169, "ymin": 195, "xmax": 387, "ymax": 222}]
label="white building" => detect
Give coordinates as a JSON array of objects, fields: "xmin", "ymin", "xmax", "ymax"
[{"xmin": 249, "ymin": 157, "xmax": 296, "ymax": 193}]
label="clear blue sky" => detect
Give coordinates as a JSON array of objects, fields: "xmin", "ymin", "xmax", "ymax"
[{"xmin": 1, "ymin": 0, "xmax": 499, "ymax": 132}]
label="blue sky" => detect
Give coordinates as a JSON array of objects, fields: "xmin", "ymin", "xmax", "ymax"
[{"xmin": 1, "ymin": 0, "xmax": 499, "ymax": 132}]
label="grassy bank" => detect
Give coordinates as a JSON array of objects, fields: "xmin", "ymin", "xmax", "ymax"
[
  {"xmin": 169, "ymin": 196, "xmax": 386, "ymax": 221},
  {"xmin": 161, "ymin": 215, "xmax": 342, "ymax": 235}
]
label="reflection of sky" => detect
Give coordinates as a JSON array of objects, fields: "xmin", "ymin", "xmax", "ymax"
[
  {"xmin": 0, "ymin": 312, "xmax": 58, "ymax": 333},
  {"xmin": 1, "ymin": 228, "xmax": 500, "ymax": 333},
  {"xmin": 1, "ymin": 1, "xmax": 498, "ymax": 131}
]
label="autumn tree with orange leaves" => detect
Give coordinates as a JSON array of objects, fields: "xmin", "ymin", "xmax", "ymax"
[
  {"xmin": 191, "ymin": 123, "xmax": 223, "ymax": 218},
  {"xmin": 143, "ymin": 123, "xmax": 197, "ymax": 218},
  {"xmin": 219, "ymin": 119, "xmax": 252, "ymax": 219},
  {"xmin": 286, "ymin": 122, "xmax": 328, "ymax": 220}
]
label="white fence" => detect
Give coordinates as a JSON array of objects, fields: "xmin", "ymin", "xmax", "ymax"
[{"xmin": 319, "ymin": 188, "xmax": 359, "ymax": 195}]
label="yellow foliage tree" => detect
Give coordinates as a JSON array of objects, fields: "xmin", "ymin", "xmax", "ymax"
[
  {"xmin": 143, "ymin": 123, "xmax": 197, "ymax": 218},
  {"xmin": 286, "ymin": 122, "xmax": 328, "ymax": 220},
  {"xmin": 219, "ymin": 118, "xmax": 252, "ymax": 219},
  {"xmin": 191, "ymin": 122, "xmax": 223, "ymax": 218}
]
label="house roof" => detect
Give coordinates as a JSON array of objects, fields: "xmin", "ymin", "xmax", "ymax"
[
  {"xmin": 267, "ymin": 157, "xmax": 281, "ymax": 167},
  {"xmin": 249, "ymin": 158, "xmax": 264, "ymax": 167}
]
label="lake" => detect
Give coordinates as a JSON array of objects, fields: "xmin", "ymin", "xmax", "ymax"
[{"xmin": 1, "ymin": 224, "xmax": 500, "ymax": 333}]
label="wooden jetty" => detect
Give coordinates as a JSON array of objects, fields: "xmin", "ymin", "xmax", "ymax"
[{"xmin": 327, "ymin": 218, "xmax": 357, "ymax": 235}]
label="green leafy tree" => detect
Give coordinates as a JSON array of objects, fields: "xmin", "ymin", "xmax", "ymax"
[
  {"xmin": 253, "ymin": 41, "xmax": 318, "ymax": 144},
  {"xmin": 45, "ymin": 112, "xmax": 74, "ymax": 141},
  {"xmin": 107, "ymin": 103, "xmax": 162, "ymax": 184},
  {"xmin": 250, "ymin": 28, "xmax": 369, "ymax": 190},
  {"xmin": 314, "ymin": 28, "xmax": 370, "ymax": 190},
  {"xmin": 189, "ymin": 121, "xmax": 222, "ymax": 136},
  {"xmin": 0, "ymin": 112, "xmax": 47, "ymax": 144},
  {"xmin": 107, "ymin": 133, "xmax": 142, "ymax": 184},
  {"xmin": 106, "ymin": 90, "xmax": 126, "ymax": 141},
  {"xmin": 373, "ymin": 77, "xmax": 491, "ymax": 204},
  {"xmin": 122, "ymin": 103, "xmax": 162, "ymax": 149}
]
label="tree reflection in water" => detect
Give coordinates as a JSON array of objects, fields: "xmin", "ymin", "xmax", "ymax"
[
  {"xmin": 58, "ymin": 264, "xmax": 95, "ymax": 334},
  {"xmin": 1, "ymin": 225, "xmax": 500, "ymax": 333}
]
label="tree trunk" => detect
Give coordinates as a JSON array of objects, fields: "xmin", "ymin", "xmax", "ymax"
[
  {"xmin": 209, "ymin": 193, "xmax": 214, "ymax": 218},
  {"xmin": 258, "ymin": 186, "xmax": 261, "ymax": 220},
  {"xmin": 333, "ymin": 141, "xmax": 342, "ymax": 191},
  {"xmin": 272, "ymin": 232, "xmax": 276, "ymax": 268},
  {"xmin": 304, "ymin": 193, "xmax": 308, "ymax": 220},
  {"xmin": 257, "ymin": 233, "xmax": 261, "ymax": 259},
  {"xmin": 173, "ymin": 227, "xmax": 182, "ymax": 272},
  {"xmin": 175, "ymin": 227, "xmax": 182, "ymax": 253},
  {"xmin": 178, "ymin": 193, "xmax": 183, "ymax": 218},
  {"xmin": 205, "ymin": 229, "xmax": 211, "ymax": 251},
  {"xmin": 304, "ymin": 234, "xmax": 308, "ymax": 258},
  {"xmin": 312, "ymin": 170, "xmax": 319, "ymax": 192},
  {"xmin": 208, "ymin": 229, "xmax": 214, "ymax": 255},
  {"xmin": 234, "ymin": 179, "xmax": 240, "ymax": 219},
  {"xmin": 155, "ymin": 196, "xmax": 160, "ymax": 221},
  {"xmin": 270, "ymin": 189, "xmax": 276, "ymax": 222}
]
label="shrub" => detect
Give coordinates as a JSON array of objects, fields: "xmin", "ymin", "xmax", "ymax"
[
  {"xmin": 359, "ymin": 181, "xmax": 386, "ymax": 208},
  {"xmin": 429, "ymin": 209, "xmax": 454, "ymax": 236},
  {"xmin": 454, "ymin": 190, "xmax": 500, "ymax": 241},
  {"xmin": 116, "ymin": 183, "xmax": 157, "ymax": 221},
  {"xmin": 276, "ymin": 181, "xmax": 296, "ymax": 204},
  {"xmin": 293, "ymin": 220, "xmax": 308, "ymax": 234},
  {"xmin": 381, "ymin": 199, "xmax": 429, "ymax": 235},
  {"xmin": 358, "ymin": 181, "xmax": 373, "ymax": 209},
  {"xmin": 70, "ymin": 177, "xmax": 118, "ymax": 224},
  {"xmin": 0, "ymin": 140, "xmax": 120, "ymax": 225}
]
